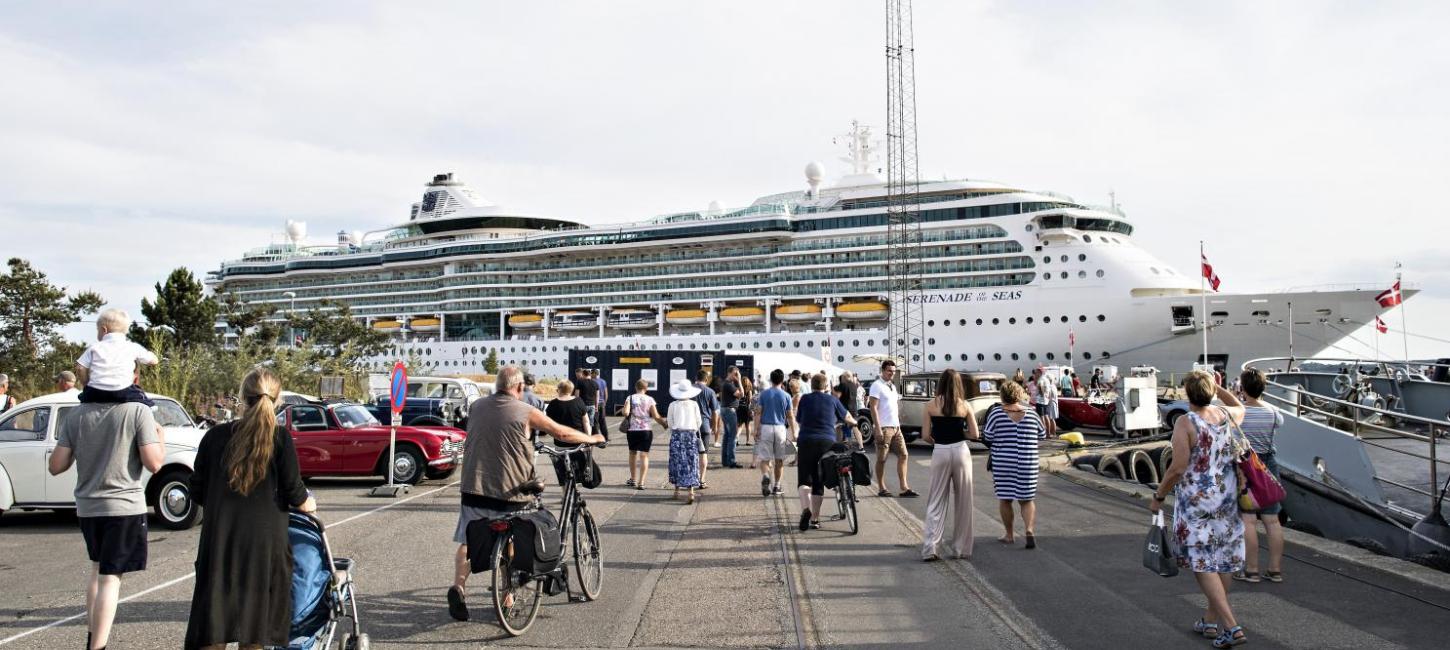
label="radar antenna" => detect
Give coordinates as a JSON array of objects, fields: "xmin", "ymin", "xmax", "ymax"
[{"xmin": 885, "ymin": 0, "xmax": 925, "ymax": 373}]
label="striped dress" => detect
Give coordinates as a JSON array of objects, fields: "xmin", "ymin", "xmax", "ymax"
[{"xmin": 983, "ymin": 407, "xmax": 1044, "ymax": 501}]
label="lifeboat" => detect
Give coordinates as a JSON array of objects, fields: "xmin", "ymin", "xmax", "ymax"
[
  {"xmin": 665, "ymin": 309, "xmax": 708, "ymax": 326},
  {"xmin": 720, "ymin": 306, "xmax": 766, "ymax": 324},
  {"xmin": 371, "ymin": 319, "xmax": 402, "ymax": 333},
  {"xmin": 775, "ymin": 304, "xmax": 823, "ymax": 323},
  {"xmin": 409, "ymin": 317, "xmax": 441, "ymax": 333},
  {"xmin": 608, "ymin": 308, "xmax": 656, "ymax": 330},
  {"xmin": 836, "ymin": 301, "xmax": 890, "ymax": 321},
  {"xmin": 508, "ymin": 313, "xmax": 544, "ymax": 330},
  {"xmin": 552, "ymin": 310, "xmax": 597, "ymax": 331}
]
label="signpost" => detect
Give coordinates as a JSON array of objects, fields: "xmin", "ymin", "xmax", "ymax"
[{"xmin": 369, "ymin": 362, "xmax": 411, "ymax": 497}]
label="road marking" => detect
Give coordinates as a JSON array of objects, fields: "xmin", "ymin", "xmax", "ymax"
[
  {"xmin": 767, "ymin": 493, "xmax": 812, "ymax": 650},
  {"xmin": 0, "ymin": 481, "xmax": 461, "ymax": 647},
  {"xmin": 607, "ymin": 499, "xmax": 697, "ymax": 648}
]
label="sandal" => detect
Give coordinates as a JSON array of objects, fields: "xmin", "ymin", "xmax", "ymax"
[
  {"xmin": 625, "ymin": 478, "xmax": 636, "ymax": 487},
  {"xmin": 1212, "ymin": 625, "xmax": 1246, "ymax": 648},
  {"xmin": 1232, "ymin": 571, "xmax": 1261, "ymax": 583},
  {"xmin": 877, "ymin": 489, "xmax": 893, "ymax": 497},
  {"xmin": 1193, "ymin": 619, "xmax": 1219, "ymax": 638},
  {"xmin": 635, "ymin": 484, "xmax": 645, "ymax": 491},
  {"xmin": 899, "ymin": 489, "xmax": 920, "ymax": 498},
  {"xmin": 1264, "ymin": 570, "xmax": 1283, "ymax": 583}
]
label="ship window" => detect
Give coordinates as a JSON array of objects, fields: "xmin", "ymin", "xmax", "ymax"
[
  {"xmin": 1082, "ymin": 235, "xmax": 1091, "ymax": 243},
  {"xmin": 975, "ymin": 318, "xmax": 983, "ymax": 326},
  {"xmin": 1078, "ymin": 254, "xmax": 1087, "ymax": 261},
  {"xmin": 1026, "ymin": 317, "xmax": 1034, "ymax": 324},
  {"xmin": 1061, "ymin": 316, "xmax": 1069, "ymax": 323},
  {"xmin": 853, "ymin": 339, "xmax": 860, "ymax": 346},
  {"xmin": 794, "ymin": 341, "xmax": 801, "ymax": 348},
  {"xmin": 690, "ymin": 343, "xmax": 697, "ymax": 350},
  {"xmin": 837, "ymin": 339, "xmax": 845, "ymax": 347},
  {"xmin": 1078, "ymin": 271, "xmax": 1087, "ymax": 279},
  {"xmin": 1097, "ymin": 269, "xmax": 1105, "ymax": 278},
  {"xmin": 1046, "ymin": 352, "xmax": 1055, "ymax": 360},
  {"xmin": 928, "ymin": 338, "xmax": 936, "ymax": 345},
  {"xmin": 929, "ymin": 354, "xmax": 936, "ymax": 361},
  {"xmin": 1252, "ymin": 310, "xmax": 1270, "ymax": 317},
  {"xmin": 1043, "ymin": 274, "xmax": 1050, "ymax": 281},
  {"xmin": 754, "ymin": 342, "xmax": 761, "ymax": 349},
  {"xmin": 945, "ymin": 354, "xmax": 953, "ymax": 361},
  {"xmin": 1029, "ymin": 352, "xmax": 1037, "ymax": 360},
  {"xmin": 959, "ymin": 319, "xmax": 967, "ymax": 326},
  {"xmin": 1098, "ymin": 314, "xmax": 1106, "ymax": 321},
  {"xmin": 1025, "ymin": 224, "xmax": 1034, "ymax": 232},
  {"xmin": 928, "ymin": 320, "xmax": 935, "ymax": 327},
  {"xmin": 1008, "ymin": 317, "xmax": 1017, "ymax": 325},
  {"xmin": 1011, "ymin": 353, "xmax": 1019, "ymax": 361},
  {"xmin": 993, "ymin": 353, "xmax": 1002, "ymax": 361},
  {"xmin": 1211, "ymin": 311, "xmax": 1229, "ymax": 318},
  {"xmin": 807, "ymin": 341, "xmax": 814, "ymax": 347},
  {"xmin": 1060, "ymin": 272, "xmax": 1068, "ymax": 279},
  {"xmin": 1060, "ymin": 255, "xmax": 1068, "ymax": 263},
  {"xmin": 1150, "ymin": 267, "xmax": 1160, "ymax": 274},
  {"xmin": 977, "ymin": 353, "xmax": 985, "ymax": 361},
  {"xmin": 991, "ymin": 318, "xmax": 1000, "ymax": 325},
  {"xmin": 1083, "ymin": 352, "xmax": 1093, "ymax": 360},
  {"xmin": 1079, "ymin": 315, "xmax": 1087, "ymax": 322},
  {"xmin": 1043, "ymin": 256, "xmax": 1051, "ymax": 264},
  {"xmin": 912, "ymin": 338, "xmax": 920, "ymax": 346},
  {"xmin": 838, "ymin": 355, "xmax": 845, "ymax": 362}
]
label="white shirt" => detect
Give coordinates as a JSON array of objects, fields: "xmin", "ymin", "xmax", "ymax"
[
  {"xmin": 1035, "ymin": 376, "xmax": 1053, "ymax": 405},
  {"xmin": 668, "ymin": 398, "xmax": 702, "ymax": 431},
  {"xmin": 77, "ymin": 333, "xmax": 159, "ymax": 391},
  {"xmin": 868, "ymin": 380, "xmax": 901, "ymax": 428}
]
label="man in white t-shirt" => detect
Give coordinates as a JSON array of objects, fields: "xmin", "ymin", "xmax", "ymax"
[{"xmin": 869, "ymin": 360, "xmax": 916, "ymax": 497}]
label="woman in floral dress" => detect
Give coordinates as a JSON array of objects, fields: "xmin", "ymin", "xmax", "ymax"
[
  {"xmin": 1150, "ymin": 371, "xmax": 1249, "ymax": 648},
  {"xmin": 666, "ymin": 379, "xmax": 704, "ymax": 504}
]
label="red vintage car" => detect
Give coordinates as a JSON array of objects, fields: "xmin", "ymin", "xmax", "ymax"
[
  {"xmin": 1055, "ymin": 391, "xmax": 1125, "ymax": 436},
  {"xmin": 280, "ymin": 402, "xmax": 465, "ymax": 485}
]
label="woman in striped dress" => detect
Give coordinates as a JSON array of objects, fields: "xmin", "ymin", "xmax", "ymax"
[{"xmin": 982, "ymin": 381, "xmax": 1045, "ymax": 549}]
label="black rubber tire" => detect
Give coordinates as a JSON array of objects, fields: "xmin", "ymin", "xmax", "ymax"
[
  {"xmin": 379, "ymin": 445, "xmax": 425, "ymax": 485},
  {"xmin": 492, "ymin": 535, "xmax": 543, "ymax": 636},
  {"xmin": 1070, "ymin": 453, "xmax": 1103, "ymax": 473},
  {"xmin": 1127, "ymin": 450, "xmax": 1159, "ymax": 486},
  {"xmin": 1098, "ymin": 455, "xmax": 1126, "ymax": 480},
  {"xmin": 151, "ymin": 469, "xmax": 201, "ymax": 530},
  {"xmin": 573, "ymin": 507, "xmax": 603, "ymax": 601},
  {"xmin": 1108, "ymin": 412, "xmax": 1126, "ymax": 437},
  {"xmin": 1165, "ymin": 410, "xmax": 1185, "ymax": 431},
  {"xmin": 842, "ymin": 479, "xmax": 859, "ymax": 535},
  {"xmin": 855, "ymin": 413, "xmax": 875, "ymax": 447},
  {"xmin": 354, "ymin": 633, "xmax": 371, "ymax": 650}
]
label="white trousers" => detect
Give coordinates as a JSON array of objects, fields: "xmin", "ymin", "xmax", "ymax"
[{"xmin": 921, "ymin": 442, "xmax": 975, "ymax": 559}]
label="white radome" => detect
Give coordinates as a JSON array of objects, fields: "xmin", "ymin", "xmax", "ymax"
[
  {"xmin": 285, "ymin": 220, "xmax": 307, "ymax": 244},
  {"xmin": 349, "ymin": 230, "xmax": 364, "ymax": 246},
  {"xmin": 805, "ymin": 161, "xmax": 825, "ymax": 183}
]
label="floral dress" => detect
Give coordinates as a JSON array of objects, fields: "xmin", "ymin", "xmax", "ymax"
[{"xmin": 1174, "ymin": 411, "xmax": 1245, "ymax": 573}]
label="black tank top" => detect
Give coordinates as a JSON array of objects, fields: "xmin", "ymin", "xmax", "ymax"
[{"xmin": 929, "ymin": 415, "xmax": 968, "ymax": 446}]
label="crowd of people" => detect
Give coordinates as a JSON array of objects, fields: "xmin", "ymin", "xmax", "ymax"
[{"xmin": 37, "ymin": 309, "xmax": 1282, "ymax": 648}]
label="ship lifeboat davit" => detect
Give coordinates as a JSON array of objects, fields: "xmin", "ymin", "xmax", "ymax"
[
  {"xmin": 665, "ymin": 309, "xmax": 708, "ymax": 326},
  {"xmin": 836, "ymin": 301, "xmax": 889, "ymax": 321},
  {"xmin": 720, "ymin": 306, "xmax": 766, "ymax": 324},
  {"xmin": 775, "ymin": 304, "xmax": 823, "ymax": 323},
  {"xmin": 508, "ymin": 313, "xmax": 544, "ymax": 330},
  {"xmin": 409, "ymin": 317, "xmax": 441, "ymax": 333},
  {"xmin": 552, "ymin": 310, "xmax": 597, "ymax": 331},
  {"xmin": 372, "ymin": 319, "xmax": 402, "ymax": 333},
  {"xmin": 608, "ymin": 308, "xmax": 656, "ymax": 330}
]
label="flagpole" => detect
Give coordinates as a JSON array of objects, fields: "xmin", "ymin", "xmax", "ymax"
[
  {"xmin": 1200, "ymin": 240, "xmax": 1209, "ymax": 367},
  {"xmin": 1397, "ymin": 266, "xmax": 1410, "ymax": 365}
]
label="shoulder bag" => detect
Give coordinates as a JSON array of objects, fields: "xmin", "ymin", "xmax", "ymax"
[{"xmin": 1222, "ymin": 407, "xmax": 1285, "ymax": 512}]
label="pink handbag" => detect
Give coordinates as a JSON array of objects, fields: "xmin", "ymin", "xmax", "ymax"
[{"xmin": 1223, "ymin": 408, "xmax": 1285, "ymax": 511}]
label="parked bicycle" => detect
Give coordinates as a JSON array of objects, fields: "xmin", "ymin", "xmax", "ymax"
[
  {"xmin": 486, "ymin": 442, "xmax": 604, "ymax": 636},
  {"xmin": 828, "ymin": 440, "xmax": 863, "ymax": 535}
]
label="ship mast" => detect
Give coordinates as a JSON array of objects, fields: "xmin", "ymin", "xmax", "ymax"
[{"xmin": 885, "ymin": 0, "xmax": 925, "ymax": 373}]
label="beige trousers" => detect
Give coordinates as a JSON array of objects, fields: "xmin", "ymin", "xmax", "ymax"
[{"xmin": 921, "ymin": 442, "xmax": 975, "ymax": 559}]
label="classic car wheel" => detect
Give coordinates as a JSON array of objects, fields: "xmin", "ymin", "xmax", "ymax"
[
  {"xmin": 386, "ymin": 446, "xmax": 425, "ymax": 485},
  {"xmin": 1164, "ymin": 410, "xmax": 1185, "ymax": 430},
  {"xmin": 152, "ymin": 469, "xmax": 200, "ymax": 530},
  {"xmin": 855, "ymin": 413, "xmax": 875, "ymax": 446}
]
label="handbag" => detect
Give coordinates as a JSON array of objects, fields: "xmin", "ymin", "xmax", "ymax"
[
  {"xmin": 1222, "ymin": 408, "xmax": 1286, "ymax": 512},
  {"xmin": 618, "ymin": 396, "xmax": 635, "ymax": 434},
  {"xmin": 1142, "ymin": 512, "xmax": 1179, "ymax": 577}
]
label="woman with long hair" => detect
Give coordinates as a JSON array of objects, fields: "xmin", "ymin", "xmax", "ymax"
[
  {"xmin": 186, "ymin": 368, "xmax": 315, "ymax": 650},
  {"xmin": 920, "ymin": 369, "xmax": 980, "ymax": 561},
  {"xmin": 1151, "ymin": 371, "xmax": 1248, "ymax": 647}
]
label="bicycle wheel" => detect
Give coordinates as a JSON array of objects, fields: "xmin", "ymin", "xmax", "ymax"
[
  {"xmin": 573, "ymin": 506, "xmax": 604, "ymax": 601},
  {"xmin": 843, "ymin": 476, "xmax": 859, "ymax": 535},
  {"xmin": 491, "ymin": 534, "xmax": 543, "ymax": 636}
]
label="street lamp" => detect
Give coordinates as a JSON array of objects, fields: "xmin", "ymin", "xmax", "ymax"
[{"xmin": 282, "ymin": 291, "xmax": 297, "ymax": 347}]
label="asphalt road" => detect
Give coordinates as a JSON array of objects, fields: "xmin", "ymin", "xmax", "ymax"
[{"xmin": 3, "ymin": 425, "xmax": 1449, "ymax": 649}]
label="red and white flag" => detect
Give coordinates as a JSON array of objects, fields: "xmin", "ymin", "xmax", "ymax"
[
  {"xmin": 1375, "ymin": 280, "xmax": 1402, "ymax": 308},
  {"xmin": 1200, "ymin": 253, "xmax": 1221, "ymax": 291},
  {"xmin": 1068, "ymin": 330, "xmax": 1076, "ymax": 347},
  {"xmin": 1375, "ymin": 316, "xmax": 1388, "ymax": 334}
]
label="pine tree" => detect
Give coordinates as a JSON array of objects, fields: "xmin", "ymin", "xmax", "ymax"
[
  {"xmin": 131, "ymin": 267, "xmax": 219, "ymax": 347},
  {"xmin": 484, "ymin": 348, "xmax": 499, "ymax": 374},
  {"xmin": 0, "ymin": 258, "xmax": 104, "ymax": 385}
]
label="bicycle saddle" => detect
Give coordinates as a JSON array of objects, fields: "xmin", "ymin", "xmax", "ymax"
[{"xmin": 518, "ymin": 479, "xmax": 546, "ymax": 496}]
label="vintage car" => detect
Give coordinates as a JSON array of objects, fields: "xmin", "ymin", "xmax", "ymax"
[
  {"xmin": 279, "ymin": 402, "xmax": 465, "ymax": 484},
  {"xmin": 0, "ymin": 391, "xmax": 205, "ymax": 529},
  {"xmin": 874, "ymin": 371, "xmax": 1006, "ymax": 443},
  {"xmin": 1056, "ymin": 391, "xmax": 1125, "ymax": 434}
]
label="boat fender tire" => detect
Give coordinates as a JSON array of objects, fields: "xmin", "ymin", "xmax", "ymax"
[
  {"xmin": 1146, "ymin": 444, "xmax": 1170, "ymax": 469},
  {"xmin": 1070, "ymin": 453, "xmax": 1103, "ymax": 473},
  {"xmin": 1128, "ymin": 450, "xmax": 1159, "ymax": 486},
  {"xmin": 1157, "ymin": 447, "xmax": 1174, "ymax": 478},
  {"xmin": 1098, "ymin": 454, "xmax": 1127, "ymax": 481}
]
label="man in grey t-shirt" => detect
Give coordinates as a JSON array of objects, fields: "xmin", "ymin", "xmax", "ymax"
[{"xmin": 49, "ymin": 402, "xmax": 164, "ymax": 650}]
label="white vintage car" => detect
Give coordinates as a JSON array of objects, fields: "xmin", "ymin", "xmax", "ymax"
[{"xmin": 0, "ymin": 391, "xmax": 205, "ymax": 529}]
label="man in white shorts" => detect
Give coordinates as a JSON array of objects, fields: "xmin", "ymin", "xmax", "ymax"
[{"xmin": 753, "ymin": 369, "xmax": 795, "ymax": 496}]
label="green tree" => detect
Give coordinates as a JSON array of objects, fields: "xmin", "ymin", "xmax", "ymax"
[
  {"xmin": 484, "ymin": 348, "xmax": 499, "ymax": 374},
  {"xmin": 0, "ymin": 258, "xmax": 104, "ymax": 383},
  {"xmin": 129, "ymin": 268, "xmax": 218, "ymax": 347},
  {"xmin": 288, "ymin": 300, "xmax": 390, "ymax": 368},
  {"xmin": 217, "ymin": 292, "xmax": 280, "ymax": 346}
]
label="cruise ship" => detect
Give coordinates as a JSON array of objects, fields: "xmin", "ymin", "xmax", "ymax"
[{"xmin": 208, "ymin": 127, "xmax": 1402, "ymax": 380}]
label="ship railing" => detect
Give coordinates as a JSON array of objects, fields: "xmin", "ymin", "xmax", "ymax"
[
  {"xmin": 1273, "ymin": 282, "xmax": 1420, "ymax": 294},
  {"xmin": 1248, "ymin": 356, "xmax": 1448, "ymax": 509}
]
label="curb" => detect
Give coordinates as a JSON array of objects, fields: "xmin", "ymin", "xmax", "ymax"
[{"xmin": 1040, "ymin": 451, "xmax": 1450, "ymax": 594}]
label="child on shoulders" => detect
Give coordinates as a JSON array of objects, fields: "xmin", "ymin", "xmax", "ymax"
[{"xmin": 76, "ymin": 308, "xmax": 158, "ymax": 407}]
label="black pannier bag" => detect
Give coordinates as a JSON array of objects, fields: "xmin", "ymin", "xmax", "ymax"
[
  {"xmin": 552, "ymin": 450, "xmax": 603, "ymax": 489},
  {"xmin": 818, "ymin": 450, "xmax": 845, "ymax": 490},
  {"xmin": 465, "ymin": 518, "xmax": 500, "ymax": 573},
  {"xmin": 849, "ymin": 450, "xmax": 872, "ymax": 486},
  {"xmin": 511, "ymin": 509, "xmax": 564, "ymax": 575}
]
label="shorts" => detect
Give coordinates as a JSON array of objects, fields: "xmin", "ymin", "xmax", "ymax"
[
  {"xmin": 1247, "ymin": 453, "xmax": 1284, "ymax": 516},
  {"xmin": 78, "ymin": 384, "xmax": 155, "ymax": 408},
  {"xmin": 79, "ymin": 514, "xmax": 148, "ymax": 575},
  {"xmin": 453, "ymin": 503, "xmax": 529, "ymax": 544},
  {"xmin": 1033, "ymin": 403, "xmax": 1049, "ymax": 418},
  {"xmin": 796, "ymin": 437, "xmax": 836, "ymax": 496},
  {"xmin": 755, "ymin": 424, "xmax": 796, "ymax": 462},
  {"xmin": 626, "ymin": 429, "xmax": 654, "ymax": 452},
  {"xmin": 874, "ymin": 426, "xmax": 907, "ymax": 461}
]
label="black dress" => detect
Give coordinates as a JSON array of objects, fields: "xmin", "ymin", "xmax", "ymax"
[{"xmin": 185, "ymin": 423, "xmax": 309, "ymax": 649}]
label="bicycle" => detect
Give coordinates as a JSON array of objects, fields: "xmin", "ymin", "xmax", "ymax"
[
  {"xmin": 486, "ymin": 443, "xmax": 604, "ymax": 636},
  {"xmin": 829, "ymin": 438, "xmax": 862, "ymax": 535}
]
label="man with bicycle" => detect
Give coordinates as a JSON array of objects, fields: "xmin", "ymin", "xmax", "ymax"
[{"xmin": 447, "ymin": 366, "xmax": 604, "ymax": 622}]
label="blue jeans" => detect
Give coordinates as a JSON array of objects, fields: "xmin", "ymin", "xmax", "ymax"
[{"xmin": 720, "ymin": 409, "xmax": 739, "ymax": 466}]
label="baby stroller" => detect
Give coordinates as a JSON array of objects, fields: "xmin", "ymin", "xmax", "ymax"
[{"xmin": 286, "ymin": 512, "xmax": 369, "ymax": 650}]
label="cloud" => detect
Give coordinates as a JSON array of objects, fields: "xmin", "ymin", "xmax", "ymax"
[{"xmin": 1, "ymin": 1, "xmax": 1447, "ymax": 357}]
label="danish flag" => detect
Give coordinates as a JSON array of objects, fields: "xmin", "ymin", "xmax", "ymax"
[
  {"xmin": 1375, "ymin": 316, "xmax": 1388, "ymax": 334},
  {"xmin": 1200, "ymin": 253, "xmax": 1221, "ymax": 291},
  {"xmin": 1375, "ymin": 281, "xmax": 1402, "ymax": 308},
  {"xmin": 1068, "ymin": 330, "xmax": 1076, "ymax": 347}
]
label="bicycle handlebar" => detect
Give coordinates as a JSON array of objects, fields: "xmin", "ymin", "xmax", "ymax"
[{"xmin": 534, "ymin": 442, "xmax": 595, "ymax": 458}]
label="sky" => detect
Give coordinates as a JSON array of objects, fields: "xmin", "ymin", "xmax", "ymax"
[{"xmin": 2, "ymin": 0, "xmax": 1448, "ymax": 358}]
